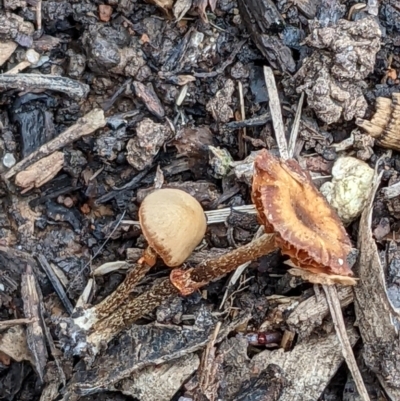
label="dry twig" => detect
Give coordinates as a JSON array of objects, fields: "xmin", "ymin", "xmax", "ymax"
[
  {"xmin": 0, "ymin": 318, "xmax": 38, "ymax": 331},
  {"xmin": 0, "ymin": 73, "xmax": 89, "ymax": 101},
  {"xmin": 323, "ymin": 285, "xmax": 370, "ymax": 400}
]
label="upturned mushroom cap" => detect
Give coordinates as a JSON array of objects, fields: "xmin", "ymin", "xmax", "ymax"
[
  {"xmin": 139, "ymin": 188, "xmax": 207, "ymax": 267},
  {"xmin": 251, "ymin": 149, "xmax": 353, "ymax": 277}
]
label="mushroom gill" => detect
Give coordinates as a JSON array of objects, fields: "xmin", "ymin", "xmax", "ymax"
[{"xmin": 251, "ymin": 149, "xmax": 353, "ymax": 277}]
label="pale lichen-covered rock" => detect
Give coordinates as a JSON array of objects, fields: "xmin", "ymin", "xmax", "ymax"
[
  {"xmin": 320, "ymin": 156, "xmax": 374, "ymax": 225},
  {"xmin": 208, "ymin": 146, "xmax": 233, "ymax": 179}
]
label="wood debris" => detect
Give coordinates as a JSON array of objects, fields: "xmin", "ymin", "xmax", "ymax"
[
  {"xmin": 14, "ymin": 151, "xmax": 64, "ymax": 193},
  {"xmin": 21, "ymin": 265, "xmax": 48, "ymax": 383}
]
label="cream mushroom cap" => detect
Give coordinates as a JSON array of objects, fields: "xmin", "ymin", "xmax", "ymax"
[{"xmin": 139, "ymin": 188, "xmax": 207, "ymax": 267}]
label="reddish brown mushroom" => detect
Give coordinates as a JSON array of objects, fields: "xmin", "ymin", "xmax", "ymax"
[{"xmin": 251, "ymin": 149, "xmax": 354, "ymax": 277}]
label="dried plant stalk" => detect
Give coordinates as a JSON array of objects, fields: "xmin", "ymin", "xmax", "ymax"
[
  {"xmin": 323, "ymin": 285, "xmax": 370, "ymax": 400},
  {"xmin": 21, "ymin": 265, "xmax": 48, "ymax": 383}
]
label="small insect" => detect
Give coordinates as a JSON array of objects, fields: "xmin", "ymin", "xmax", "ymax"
[{"xmin": 240, "ymin": 331, "xmax": 282, "ymax": 347}]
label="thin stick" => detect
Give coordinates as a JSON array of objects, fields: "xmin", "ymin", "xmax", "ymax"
[
  {"xmin": 263, "ymin": 66, "xmax": 288, "ymax": 160},
  {"xmin": 0, "ymin": 318, "xmax": 38, "ymax": 331},
  {"xmin": 288, "ymin": 92, "xmax": 304, "ymax": 158},
  {"xmin": 0, "ymin": 74, "xmax": 89, "ymax": 101},
  {"xmin": 4, "ymin": 108, "xmax": 106, "ymax": 179},
  {"xmin": 323, "ymin": 285, "xmax": 371, "ymax": 401},
  {"xmin": 36, "ymin": 0, "xmax": 42, "ymax": 31},
  {"xmin": 37, "ymin": 254, "xmax": 74, "ymax": 315},
  {"xmin": 237, "ymin": 81, "xmax": 247, "ymax": 159}
]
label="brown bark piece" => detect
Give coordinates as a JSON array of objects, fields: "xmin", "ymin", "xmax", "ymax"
[
  {"xmin": 237, "ymin": 0, "xmax": 295, "ymax": 73},
  {"xmin": 287, "ymin": 285, "xmax": 354, "ymax": 338},
  {"xmin": 126, "ymin": 118, "xmax": 172, "ymax": 171},
  {"xmin": 0, "ymin": 40, "xmax": 17, "ymax": 66},
  {"xmin": 251, "ymin": 324, "xmax": 360, "ymax": 401},
  {"xmin": 0, "ymin": 324, "xmax": 34, "ymax": 364},
  {"xmin": 116, "ymin": 353, "xmax": 199, "ymax": 401},
  {"xmin": 132, "ymin": 81, "xmax": 165, "ymax": 119}
]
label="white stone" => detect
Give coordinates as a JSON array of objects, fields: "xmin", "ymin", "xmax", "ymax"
[
  {"xmin": 320, "ymin": 156, "xmax": 374, "ymax": 225},
  {"xmin": 3, "ymin": 153, "xmax": 16, "ymax": 168}
]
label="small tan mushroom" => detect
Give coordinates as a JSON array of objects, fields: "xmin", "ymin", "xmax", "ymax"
[{"xmin": 139, "ymin": 188, "xmax": 207, "ymax": 267}]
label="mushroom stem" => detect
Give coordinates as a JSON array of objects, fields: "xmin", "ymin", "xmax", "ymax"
[
  {"xmin": 170, "ymin": 233, "xmax": 276, "ymax": 295},
  {"xmin": 73, "ymin": 262, "xmax": 153, "ymax": 331},
  {"xmin": 87, "ymin": 278, "xmax": 178, "ymax": 353},
  {"xmin": 94, "ymin": 262, "xmax": 153, "ymax": 320}
]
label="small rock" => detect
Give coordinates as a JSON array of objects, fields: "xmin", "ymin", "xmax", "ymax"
[
  {"xmin": 126, "ymin": 118, "xmax": 172, "ymax": 171},
  {"xmin": 3, "ymin": 153, "xmax": 16, "ymax": 168},
  {"xmin": 320, "ymin": 156, "xmax": 375, "ymax": 225},
  {"xmin": 373, "ymin": 217, "xmax": 391, "ymax": 240},
  {"xmin": 98, "ymin": 4, "xmax": 113, "ymax": 22},
  {"xmin": 208, "ymin": 146, "xmax": 233, "ymax": 179}
]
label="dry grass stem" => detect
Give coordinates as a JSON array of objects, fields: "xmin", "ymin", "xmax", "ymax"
[
  {"xmin": 288, "ymin": 92, "xmax": 304, "ymax": 158},
  {"xmin": 263, "ymin": 66, "xmax": 289, "ymax": 159},
  {"xmin": 323, "ymin": 285, "xmax": 371, "ymax": 401}
]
